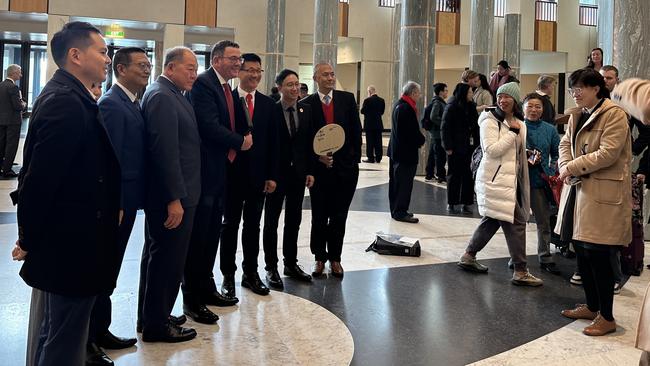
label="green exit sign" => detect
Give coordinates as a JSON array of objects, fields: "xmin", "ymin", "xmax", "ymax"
[{"xmin": 106, "ymin": 30, "xmax": 124, "ymax": 38}]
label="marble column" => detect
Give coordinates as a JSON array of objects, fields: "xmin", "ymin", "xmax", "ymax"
[
  {"xmin": 398, "ymin": 0, "xmax": 436, "ymax": 175},
  {"xmin": 155, "ymin": 24, "xmax": 185, "ymax": 79},
  {"xmin": 503, "ymin": 0, "xmax": 521, "ymax": 79},
  {"xmin": 46, "ymin": 15, "xmax": 69, "ymax": 80},
  {"xmin": 313, "ymin": 0, "xmax": 339, "ymax": 70},
  {"xmin": 469, "ymin": 0, "xmax": 494, "ymax": 76},
  {"xmin": 264, "ymin": 0, "xmax": 285, "ymax": 94},
  {"xmin": 611, "ymin": 0, "xmax": 650, "ymax": 80},
  {"xmin": 391, "ymin": 1, "xmax": 401, "ymax": 107}
]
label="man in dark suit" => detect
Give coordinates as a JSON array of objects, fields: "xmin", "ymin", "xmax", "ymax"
[
  {"xmin": 0, "ymin": 64, "xmax": 26, "ymax": 177},
  {"xmin": 220, "ymin": 52, "xmax": 278, "ymax": 296},
  {"xmin": 360, "ymin": 85, "xmax": 385, "ymax": 163},
  {"xmin": 388, "ymin": 81, "xmax": 425, "ymax": 224},
  {"xmin": 138, "ymin": 46, "xmax": 201, "ymax": 343},
  {"xmin": 262, "ymin": 69, "xmax": 315, "ymax": 290},
  {"xmin": 303, "ymin": 63, "xmax": 362, "ymax": 278},
  {"xmin": 83, "ymin": 47, "xmax": 150, "ymax": 365},
  {"xmin": 183, "ymin": 40, "xmax": 249, "ymax": 316},
  {"xmin": 13, "ymin": 21, "xmax": 120, "ymax": 366}
]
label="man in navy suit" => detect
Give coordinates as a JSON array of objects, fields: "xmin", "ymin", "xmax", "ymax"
[
  {"xmin": 13, "ymin": 21, "xmax": 121, "ymax": 366},
  {"xmin": 84, "ymin": 47, "xmax": 150, "ymax": 365},
  {"xmin": 138, "ymin": 47, "xmax": 201, "ymax": 343},
  {"xmin": 302, "ymin": 63, "xmax": 362, "ymax": 278},
  {"xmin": 220, "ymin": 53, "xmax": 278, "ymax": 297},
  {"xmin": 183, "ymin": 40, "xmax": 249, "ymax": 319}
]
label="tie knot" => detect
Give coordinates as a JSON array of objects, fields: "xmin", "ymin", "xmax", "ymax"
[
  {"xmin": 223, "ymin": 83, "xmax": 231, "ymax": 91},
  {"xmin": 287, "ymin": 106, "xmax": 295, "ymax": 112},
  {"xmin": 246, "ymin": 93, "xmax": 253, "ymax": 102},
  {"xmin": 323, "ymin": 95, "xmax": 331, "ymax": 105}
]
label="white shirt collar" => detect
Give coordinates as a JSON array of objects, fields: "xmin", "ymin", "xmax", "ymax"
[
  {"xmin": 317, "ymin": 90, "xmax": 333, "ymax": 103},
  {"xmin": 6, "ymin": 78, "xmax": 15, "ymax": 84},
  {"xmin": 213, "ymin": 68, "xmax": 227, "ymax": 86},
  {"xmin": 237, "ymin": 86, "xmax": 255, "ymax": 102},
  {"xmin": 114, "ymin": 80, "xmax": 137, "ymax": 103}
]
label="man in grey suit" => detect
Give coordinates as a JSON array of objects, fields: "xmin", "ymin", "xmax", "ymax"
[
  {"xmin": 138, "ymin": 46, "xmax": 201, "ymax": 343},
  {"xmin": 0, "ymin": 64, "xmax": 26, "ymax": 177}
]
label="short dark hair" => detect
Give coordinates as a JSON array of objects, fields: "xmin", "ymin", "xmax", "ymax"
[
  {"xmin": 51, "ymin": 21, "xmax": 102, "ymax": 69},
  {"xmin": 497, "ymin": 60, "xmax": 510, "ymax": 69},
  {"xmin": 210, "ymin": 40, "xmax": 239, "ymax": 61},
  {"xmin": 568, "ymin": 68, "xmax": 610, "ymax": 99},
  {"xmin": 112, "ymin": 47, "xmax": 146, "ymax": 76},
  {"xmin": 433, "ymin": 82, "xmax": 447, "ymax": 96},
  {"xmin": 275, "ymin": 68, "xmax": 299, "ymax": 86},
  {"xmin": 523, "ymin": 92, "xmax": 545, "ymax": 105},
  {"xmin": 300, "ymin": 83, "xmax": 308, "ymax": 91},
  {"xmin": 241, "ymin": 53, "xmax": 262, "ymax": 65},
  {"xmin": 601, "ymin": 65, "xmax": 619, "ymax": 77}
]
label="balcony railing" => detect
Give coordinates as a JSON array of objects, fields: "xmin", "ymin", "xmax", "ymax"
[
  {"xmin": 536, "ymin": 0, "xmax": 557, "ymax": 22},
  {"xmin": 579, "ymin": 4, "xmax": 598, "ymax": 26},
  {"xmin": 494, "ymin": 0, "xmax": 505, "ymax": 17},
  {"xmin": 378, "ymin": 0, "xmax": 396, "ymax": 7},
  {"xmin": 436, "ymin": 0, "xmax": 459, "ymax": 13}
]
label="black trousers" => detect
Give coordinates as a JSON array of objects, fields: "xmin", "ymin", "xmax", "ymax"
[
  {"xmin": 220, "ymin": 162, "xmax": 265, "ymax": 275},
  {"xmin": 446, "ymin": 151, "xmax": 474, "ymax": 205},
  {"xmin": 389, "ymin": 160, "xmax": 417, "ymax": 218},
  {"xmin": 0, "ymin": 123, "xmax": 21, "ymax": 172},
  {"xmin": 574, "ymin": 242, "xmax": 617, "ymax": 321},
  {"xmin": 309, "ymin": 164, "xmax": 358, "ymax": 262},
  {"xmin": 138, "ymin": 206, "xmax": 196, "ymax": 334},
  {"xmin": 263, "ymin": 168, "xmax": 306, "ymax": 270},
  {"xmin": 182, "ymin": 195, "xmax": 224, "ymax": 305},
  {"xmin": 88, "ymin": 208, "xmax": 137, "ymax": 342},
  {"xmin": 365, "ymin": 129, "xmax": 383, "ymax": 162},
  {"xmin": 425, "ymin": 137, "xmax": 446, "ymax": 179}
]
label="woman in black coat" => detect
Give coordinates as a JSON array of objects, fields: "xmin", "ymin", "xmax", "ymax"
[{"xmin": 441, "ymin": 83, "xmax": 479, "ymax": 214}]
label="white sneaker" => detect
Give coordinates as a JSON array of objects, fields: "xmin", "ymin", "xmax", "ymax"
[
  {"xmin": 614, "ymin": 282, "xmax": 622, "ymax": 295},
  {"xmin": 512, "ymin": 270, "xmax": 544, "ymax": 287},
  {"xmin": 570, "ymin": 272, "xmax": 582, "ymax": 286}
]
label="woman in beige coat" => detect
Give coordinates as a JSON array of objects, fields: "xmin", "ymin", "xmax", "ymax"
[{"xmin": 556, "ymin": 68, "xmax": 631, "ymax": 336}]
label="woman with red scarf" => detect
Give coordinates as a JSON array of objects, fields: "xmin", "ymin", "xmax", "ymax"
[{"xmin": 388, "ymin": 81, "xmax": 425, "ymax": 223}]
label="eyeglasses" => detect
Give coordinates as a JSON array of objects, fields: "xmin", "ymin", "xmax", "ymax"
[
  {"xmin": 241, "ymin": 68, "xmax": 264, "ymax": 75},
  {"xmin": 127, "ymin": 62, "xmax": 153, "ymax": 71},
  {"xmin": 568, "ymin": 87, "xmax": 583, "ymax": 97},
  {"xmin": 220, "ymin": 56, "xmax": 244, "ymax": 64}
]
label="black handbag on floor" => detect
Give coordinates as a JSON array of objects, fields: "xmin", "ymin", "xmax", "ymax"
[{"xmin": 366, "ymin": 232, "xmax": 421, "ymax": 257}]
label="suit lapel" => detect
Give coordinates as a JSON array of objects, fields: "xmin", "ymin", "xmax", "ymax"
[
  {"xmin": 333, "ymin": 90, "xmax": 345, "ymax": 126},
  {"xmin": 113, "ymin": 86, "xmax": 142, "ymax": 120}
]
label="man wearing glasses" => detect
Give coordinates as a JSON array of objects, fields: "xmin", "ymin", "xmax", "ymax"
[
  {"xmin": 220, "ymin": 53, "xmax": 278, "ymax": 296},
  {"xmin": 183, "ymin": 41, "xmax": 250, "ymax": 324}
]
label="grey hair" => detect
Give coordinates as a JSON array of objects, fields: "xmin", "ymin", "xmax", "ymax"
[
  {"xmin": 163, "ymin": 46, "xmax": 194, "ymax": 68},
  {"xmin": 402, "ymin": 81, "xmax": 421, "ymax": 96},
  {"xmin": 368, "ymin": 85, "xmax": 376, "ymax": 93},
  {"xmin": 313, "ymin": 63, "xmax": 333, "ymax": 77},
  {"xmin": 537, "ymin": 74, "xmax": 556, "ymax": 90},
  {"xmin": 5, "ymin": 64, "xmax": 20, "ymax": 78}
]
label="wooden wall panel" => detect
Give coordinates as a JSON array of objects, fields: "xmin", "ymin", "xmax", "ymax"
[
  {"xmin": 9, "ymin": 0, "xmax": 47, "ymax": 13},
  {"xmin": 534, "ymin": 20, "xmax": 556, "ymax": 52},
  {"xmin": 338, "ymin": 3, "xmax": 349, "ymax": 37},
  {"xmin": 185, "ymin": 0, "xmax": 217, "ymax": 28},
  {"xmin": 436, "ymin": 12, "xmax": 460, "ymax": 45}
]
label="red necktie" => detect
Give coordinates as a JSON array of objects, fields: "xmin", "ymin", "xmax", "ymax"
[
  {"xmin": 246, "ymin": 93, "xmax": 254, "ymax": 121},
  {"xmin": 223, "ymin": 83, "xmax": 236, "ymax": 162}
]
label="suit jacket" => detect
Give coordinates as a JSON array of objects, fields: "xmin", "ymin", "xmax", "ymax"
[
  {"xmin": 188, "ymin": 68, "xmax": 245, "ymax": 200},
  {"xmin": 16, "ymin": 69, "xmax": 121, "ymax": 296},
  {"xmin": 303, "ymin": 90, "xmax": 362, "ymax": 173},
  {"xmin": 98, "ymin": 84, "xmax": 146, "ymax": 211},
  {"xmin": 0, "ymin": 79, "xmax": 23, "ymax": 125},
  {"xmin": 273, "ymin": 101, "xmax": 316, "ymax": 181},
  {"xmin": 232, "ymin": 89, "xmax": 278, "ymax": 189},
  {"xmin": 388, "ymin": 98, "xmax": 426, "ymax": 164},
  {"xmin": 360, "ymin": 94, "xmax": 385, "ymax": 131},
  {"xmin": 141, "ymin": 76, "xmax": 201, "ymax": 210}
]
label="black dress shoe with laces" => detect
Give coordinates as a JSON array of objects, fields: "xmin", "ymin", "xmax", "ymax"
[
  {"xmin": 221, "ymin": 274, "xmax": 237, "ymax": 299},
  {"xmin": 137, "ymin": 315, "xmax": 186, "ymax": 333},
  {"xmin": 183, "ymin": 304, "xmax": 219, "ymax": 324},
  {"xmin": 265, "ymin": 269, "xmax": 284, "ymax": 290},
  {"xmin": 203, "ymin": 291, "xmax": 238, "ymax": 306},
  {"xmin": 141, "ymin": 323, "xmax": 197, "ymax": 343},
  {"xmin": 96, "ymin": 330, "xmax": 137, "ymax": 349},
  {"xmin": 284, "ymin": 264, "xmax": 312, "ymax": 282},
  {"xmin": 540, "ymin": 263, "xmax": 561, "ymax": 275},
  {"xmin": 86, "ymin": 343, "xmax": 114, "ymax": 366},
  {"xmin": 242, "ymin": 272, "xmax": 270, "ymax": 295}
]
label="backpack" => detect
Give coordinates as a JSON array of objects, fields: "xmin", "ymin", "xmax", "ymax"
[
  {"xmin": 421, "ymin": 100, "xmax": 434, "ymax": 131},
  {"xmin": 470, "ymin": 120, "xmax": 501, "ymax": 180}
]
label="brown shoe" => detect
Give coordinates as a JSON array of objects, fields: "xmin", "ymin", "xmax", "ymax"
[
  {"xmin": 330, "ymin": 261, "xmax": 344, "ymax": 278},
  {"xmin": 561, "ymin": 304, "xmax": 597, "ymax": 320},
  {"xmin": 583, "ymin": 314, "xmax": 617, "ymax": 336},
  {"xmin": 312, "ymin": 261, "xmax": 325, "ymax": 277}
]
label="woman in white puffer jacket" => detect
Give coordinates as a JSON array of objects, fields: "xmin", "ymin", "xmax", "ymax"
[{"xmin": 457, "ymin": 82, "xmax": 543, "ymax": 287}]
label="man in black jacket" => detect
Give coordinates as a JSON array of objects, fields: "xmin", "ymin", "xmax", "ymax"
[
  {"xmin": 302, "ymin": 63, "xmax": 362, "ymax": 278},
  {"xmin": 360, "ymin": 85, "xmax": 385, "ymax": 163},
  {"xmin": 263, "ymin": 69, "xmax": 315, "ymax": 289},
  {"xmin": 388, "ymin": 81, "xmax": 425, "ymax": 223},
  {"xmin": 424, "ymin": 82, "xmax": 448, "ymax": 183},
  {"xmin": 14, "ymin": 21, "xmax": 120, "ymax": 366}
]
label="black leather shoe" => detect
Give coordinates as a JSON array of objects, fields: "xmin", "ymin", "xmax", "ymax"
[
  {"xmin": 362, "ymin": 158, "xmax": 375, "ymax": 163},
  {"xmin": 137, "ymin": 315, "xmax": 186, "ymax": 333},
  {"xmin": 541, "ymin": 263, "xmax": 561, "ymax": 275},
  {"xmin": 86, "ymin": 343, "xmax": 114, "ymax": 366},
  {"xmin": 141, "ymin": 323, "xmax": 197, "ymax": 343},
  {"xmin": 406, "ymin": 212, "xmax": 414, "ymax": 217},
  {"xmin": 96, "ymin": 330, "xmax": 136, "ymax": 350},
  {"xmin": 183, "ymin": 304, "xmax": 219, "ymax": 324},
  {"xmin": 447, "ymin": 204, "xmax": 460, "ymax": 214},
  {"xmin": 393, "ymin": 215, "xmax": 419, "ymax": 223},
  {"xmin": 221, "ymin": 275, "xmax": 237, "ymax": 299},
  {"xmin": 242, "ymin": 272, "xmax": 270, "ymax": 295},
  {"xmin": 203, "ymin": 291, "xmax": 238, "ymax": 306},
  {"xmin": 265, "ymin": 269, "xmax": 284, "ymax": 290},
  {"xmin": 2, "ymin": 170, "xmax": 18, "ymax": 178},
  {"xmin": 284, "ymin": 264, "xmax": 312, "ymax": 282}
]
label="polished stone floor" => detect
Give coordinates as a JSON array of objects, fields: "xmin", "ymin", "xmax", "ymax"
[{"xmin": 0, "ymin": 137, "xmax": 648, "ymax": 365}]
